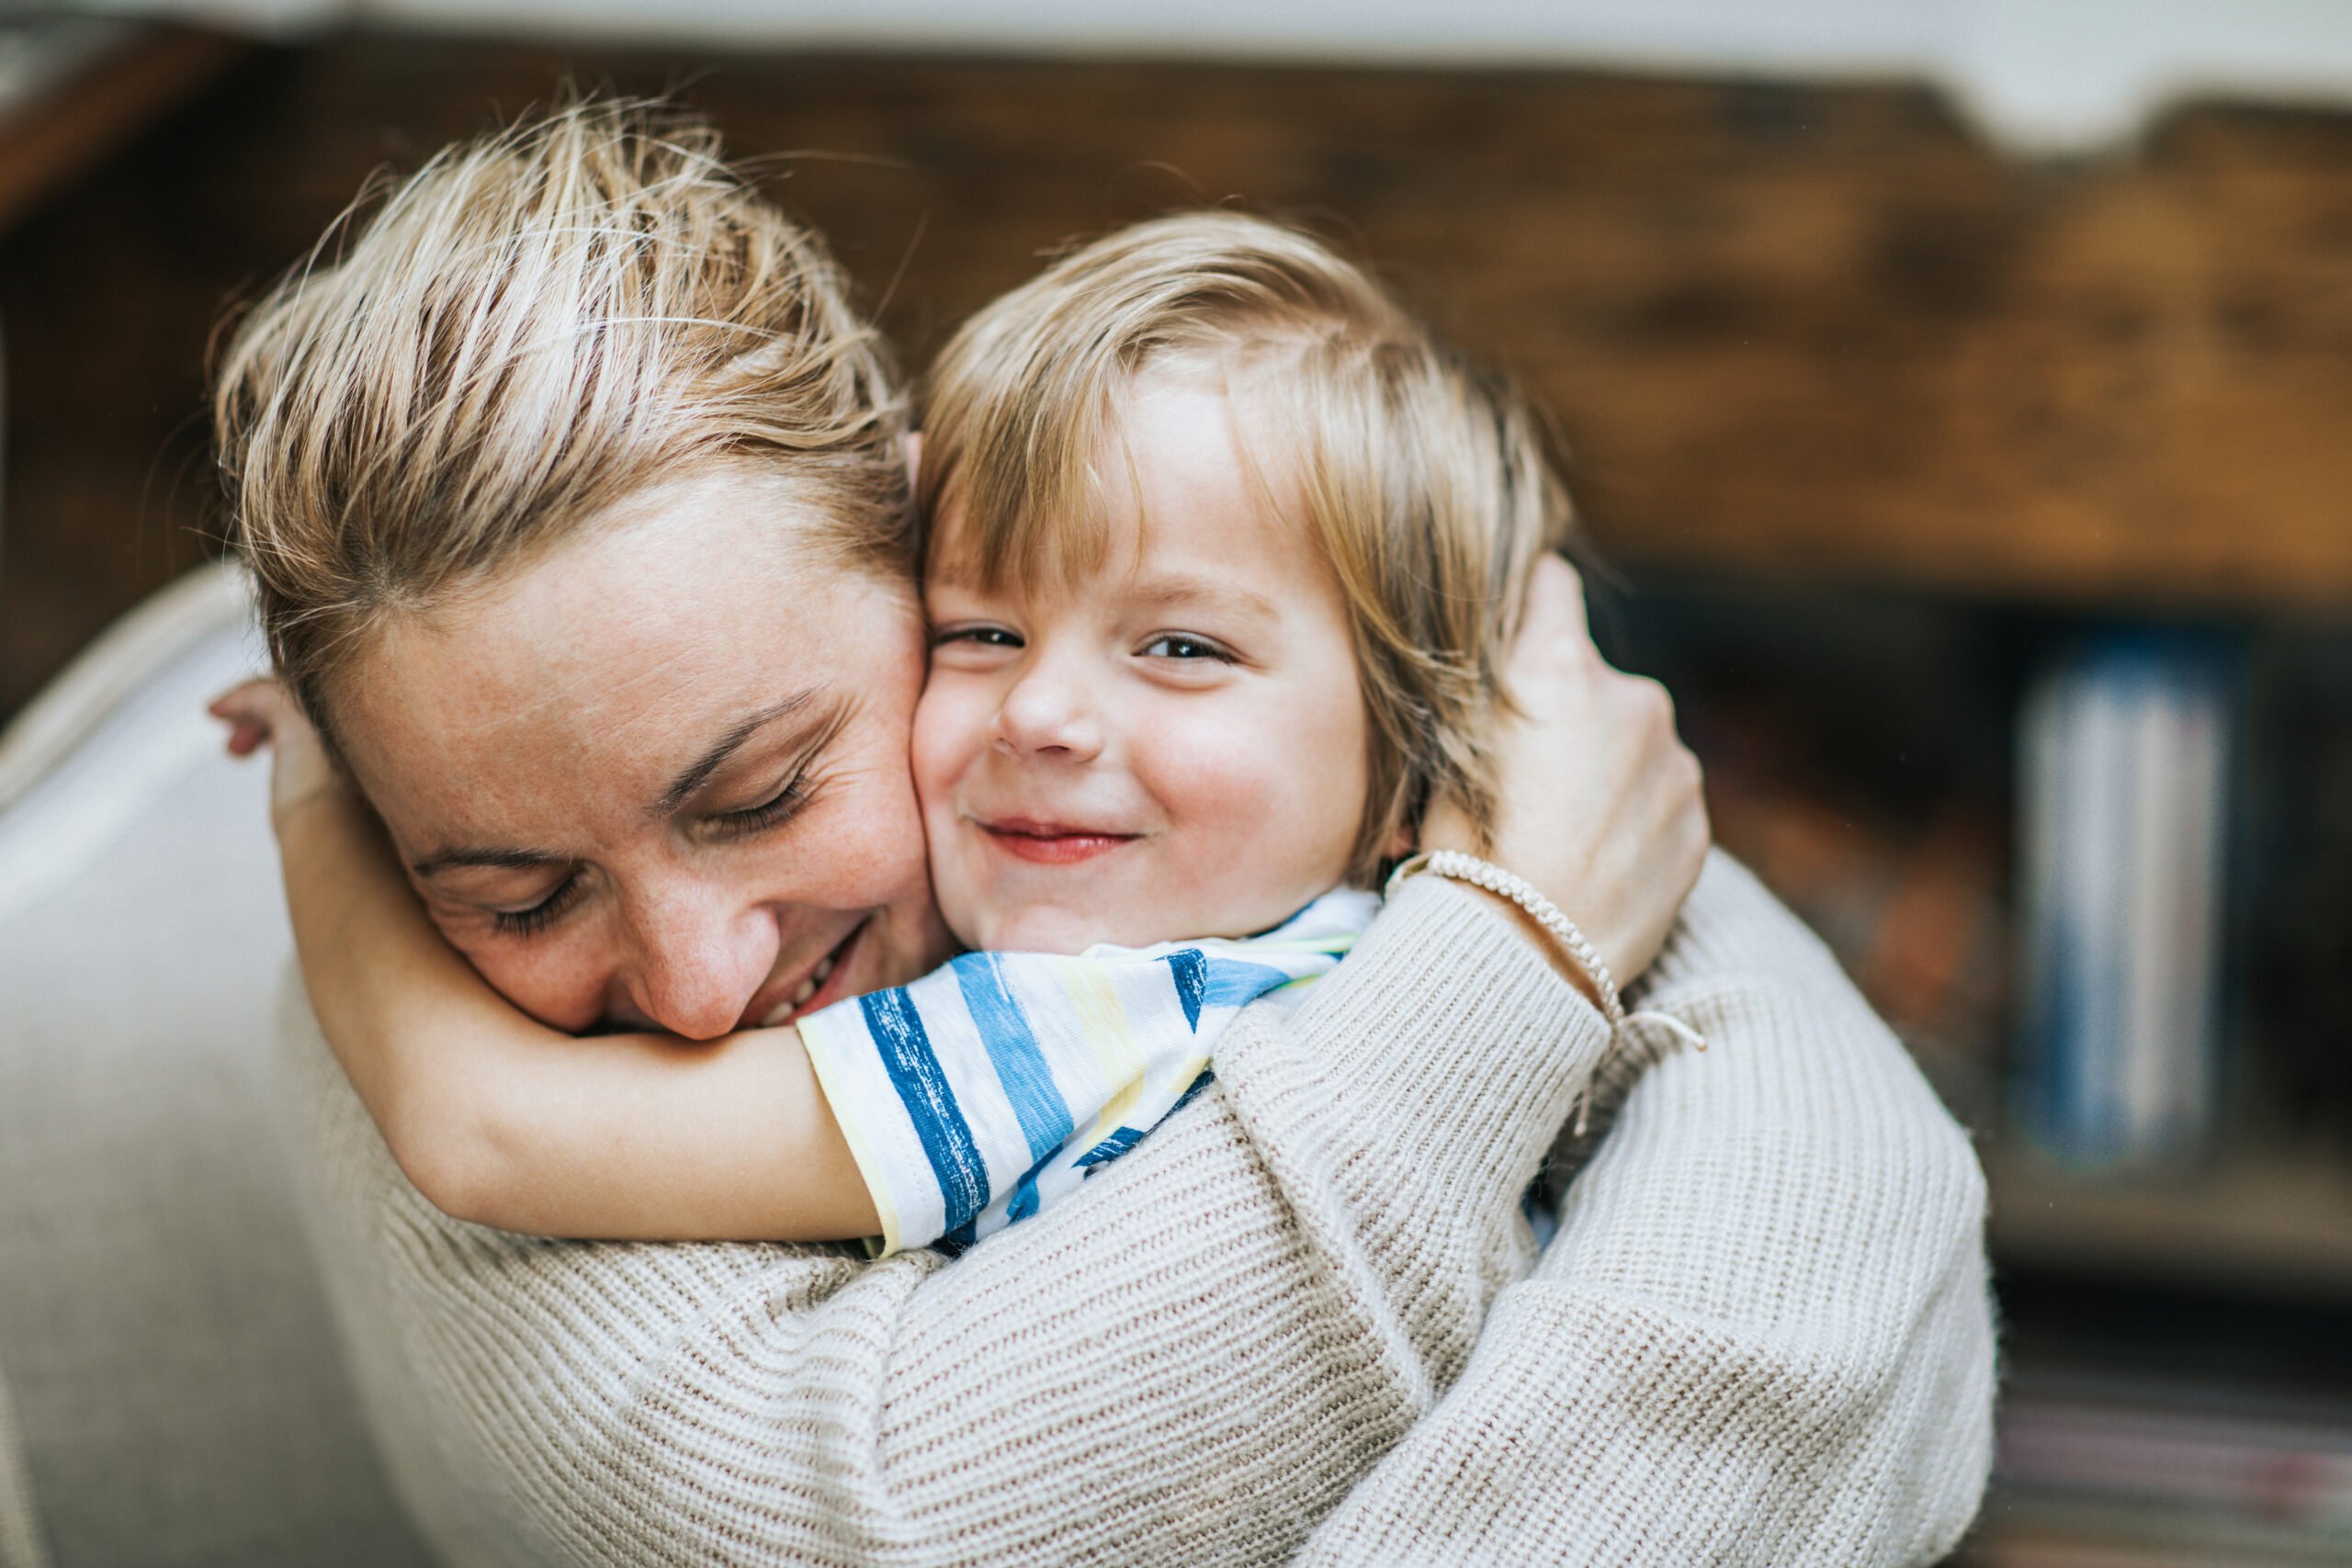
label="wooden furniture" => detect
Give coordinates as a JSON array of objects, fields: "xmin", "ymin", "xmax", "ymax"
[
  {"xmin": 9, "ymin": 43, "xmax": 2352, "ymax": 721},
  {"xmin": 0, "ymin": 22, "xmax": 244, "ymax": 236}
]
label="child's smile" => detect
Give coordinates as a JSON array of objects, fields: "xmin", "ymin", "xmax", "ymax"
[
  {"xmin": 973, "ymin": 817, "xmax": 1142, "ymax": 865},
  {"xmin": 912, "ymin": 367, "xmax": 1373, "ymax": 954}
]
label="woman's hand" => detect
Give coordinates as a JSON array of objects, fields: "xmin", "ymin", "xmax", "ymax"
[
  {"xmin": 208, "ymin": 677, "xmax": 345, "ymax": 829},
  {"xmin": 1421, "ymin": 555, "xmax": 1708, "ymax": 988}
]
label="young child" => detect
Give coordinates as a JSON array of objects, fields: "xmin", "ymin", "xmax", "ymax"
[{"xmin": 238, "ymin": 209, "xmax": 1572, "ymax": 1255}]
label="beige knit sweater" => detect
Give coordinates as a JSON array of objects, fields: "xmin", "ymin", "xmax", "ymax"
[{"xmin": 277, "ymin": 854, "xmax": 1995, "ymax": 1566}]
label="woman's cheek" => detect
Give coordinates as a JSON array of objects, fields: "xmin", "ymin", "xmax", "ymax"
[{"xmin": 451, "ymin": 929, "xmax": 613, "ymax": 1034}]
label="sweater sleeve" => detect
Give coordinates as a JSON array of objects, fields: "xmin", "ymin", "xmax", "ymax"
[
  {"xmin": 277, "ymin": 874, "xmax": 1605, "ymax": 1567},
  {"xmin": 1296, "ymin": 852, "xmax": 1998, "ymax": 1567}
]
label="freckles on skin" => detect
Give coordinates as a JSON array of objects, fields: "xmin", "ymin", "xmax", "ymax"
[{"xmin": 323, "ymin": 468, "xmax": 947, "ymax": 1032}]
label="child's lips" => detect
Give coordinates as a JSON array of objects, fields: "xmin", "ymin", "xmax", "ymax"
[{"xmin": 978, "ymin": 818, "xmax": 1140, "ymax": 865}]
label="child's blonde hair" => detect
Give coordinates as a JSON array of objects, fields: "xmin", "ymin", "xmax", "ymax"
[
  {"xmin": 214, "ymin": 98, "xmax": 911, "ymax": 748},
  {"xmin": 920, "ymin": 210, "xmax": 1576, "ymax": 885}
]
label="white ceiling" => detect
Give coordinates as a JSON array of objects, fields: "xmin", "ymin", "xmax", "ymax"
[{"xmin": 69, "ymin": 0, "xmax": 2352, "ymax": 154}]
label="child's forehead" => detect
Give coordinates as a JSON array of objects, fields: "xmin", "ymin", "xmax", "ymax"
[
  {"xmin": 922, "ymin": 357, "xmax": 1330, "ymax": 606},
  {"xmin": 923, "ymin": 489, "xmax": 1306, "ymax": 619}
]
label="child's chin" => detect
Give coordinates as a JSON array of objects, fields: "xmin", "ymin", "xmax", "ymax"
[
  {"xmin": 979, "ymin": 914, "xmax": 1092, "ymax": 956},
  {"xmin": 970, "ymin": 906, "xmax": 1150, "ymax": 957}
]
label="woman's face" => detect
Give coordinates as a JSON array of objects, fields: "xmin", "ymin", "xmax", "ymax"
[{"xmin": 328, "ymin": 468, "xmax": 954, "ymax": 1040}]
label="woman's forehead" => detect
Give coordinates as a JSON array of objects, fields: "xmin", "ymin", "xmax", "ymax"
[{"xmin": 331, "ymin": 491, "xmax": 917, "ymax": 836}]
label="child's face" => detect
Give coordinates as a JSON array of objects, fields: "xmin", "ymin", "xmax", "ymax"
[{"xmin": 913, "ymin": 372, "xmax": 1370, "ymax": 953}]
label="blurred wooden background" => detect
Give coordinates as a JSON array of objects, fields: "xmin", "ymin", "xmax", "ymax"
[{"xmin": 6, "ymin": 31, "xmax": 2352, "ymax": 718}]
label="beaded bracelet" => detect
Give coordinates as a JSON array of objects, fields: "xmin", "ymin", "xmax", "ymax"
[
  {"xmin": 1387, "ymin": 850, "xmax": 1629, "ymax": 1035},
  {"xmin": 1387, "ymin": 849, "xmax": 1707, "ymax": 1135}
]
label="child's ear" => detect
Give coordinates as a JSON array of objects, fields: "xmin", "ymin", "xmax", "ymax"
[{"xmin": 902, "ymin": 431, "xmax": 923, "ymax": 491}]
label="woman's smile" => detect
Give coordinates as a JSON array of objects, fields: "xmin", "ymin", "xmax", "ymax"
[{"xmin": 747, "ymin": 915, "xmax": 869, "ymax": 1029}]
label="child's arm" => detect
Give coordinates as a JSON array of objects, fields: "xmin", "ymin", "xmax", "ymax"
[{"xmin": 216, "ymin": 680, "xmax": 876, "ymax": 1242}]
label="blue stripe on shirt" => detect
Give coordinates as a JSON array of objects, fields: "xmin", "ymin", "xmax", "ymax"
[
  {"xmin": 951, "ymin": 953, "xmax": 1074, "ymax": 1163},
  {"xmin": 1159, "ymin": 950, "xmax": 1300, "ymax": 1032},
  {"xmin": 1186, "ymin": 954, "xmax": 1304, "ymax": 1013},
  {"xmin": 860, "ymin": 987, "xmax": 991, "ymax": 1235}
]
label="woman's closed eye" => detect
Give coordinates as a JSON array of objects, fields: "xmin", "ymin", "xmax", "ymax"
[
  {"xmin": 708, "ymin": 770, "xmax": 812, "ymax": 839},
  {"xmin": 491, "ymin": 871, "xmax": 586, "ymax": 938}
]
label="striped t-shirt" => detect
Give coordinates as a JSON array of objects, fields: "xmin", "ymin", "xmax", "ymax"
[{"xmin": 798, "ymin": 889, "xmax": 1377, "ymax": 1256}]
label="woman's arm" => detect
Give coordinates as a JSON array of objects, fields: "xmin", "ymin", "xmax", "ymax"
[
  {"xmin": 273, "ymin": 558, "xmax": 1716, "ymax": 1565},
  {"xmin": 1299, "ymin": 854, "xmax": 1996, "ymax": 1566},
  {"xmin": 278, "ymin": 883, "xmax": 1610, "ymax": 1565},
  {"xmin": 1297, "ymin": 559, "xmax": 1995, "ymax": 1563}
]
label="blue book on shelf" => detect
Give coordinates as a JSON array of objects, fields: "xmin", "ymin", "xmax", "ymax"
[{"xmin": 2015, "ymin": 629, "xmax": 2238, "ymax": 1171}]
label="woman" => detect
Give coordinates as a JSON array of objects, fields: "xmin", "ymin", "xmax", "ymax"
[{"xmin": 219, "ymin": 103, "xmax": 1993, "ymax": 1563}]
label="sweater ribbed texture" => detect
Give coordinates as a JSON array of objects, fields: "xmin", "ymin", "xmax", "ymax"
[
  {"xmin": 278, "ymin": 855, "xmax": 1993, "ymax": 1566},
  {"xmin": 1296, "ymin": 855, "xmax": 1996, "ymax": 1565}
]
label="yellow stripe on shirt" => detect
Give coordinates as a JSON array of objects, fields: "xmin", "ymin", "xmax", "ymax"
[{"xmin": 1052, "ymin": 955, "xmax": 1148, "ymax": 1148}]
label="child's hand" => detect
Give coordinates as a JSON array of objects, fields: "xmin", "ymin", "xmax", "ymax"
[
  {"xmin": 1421, "ymin": 555, "xmax": 1708, "ymax": 988},
  {"xmin": 208, "ymin": 678, "xmax": 346, "ymax": 829}
]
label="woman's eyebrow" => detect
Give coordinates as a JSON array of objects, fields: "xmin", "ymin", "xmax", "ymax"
[
  {"xmin": 409, "ymin": 691, "xmax": 825, "ymax": 877},
  {"xmin": 650, "ymin": 688, "xmax": 820, "ymax": 818},
  {"xmin": 410, "ymin": 845, "xmax": 557, "ymax": 880}
]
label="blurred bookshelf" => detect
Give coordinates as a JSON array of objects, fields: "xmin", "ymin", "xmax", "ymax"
[
  {"xmin": 1985, "ymin": 1142, "xmax": 2352, "ymax": 1297},
  {"xmin": 1603, "ymin": 571, "xmax": 2352, "ymax": 1565}
]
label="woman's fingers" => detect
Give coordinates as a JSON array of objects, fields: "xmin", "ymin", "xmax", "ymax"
[
  {"xmin": 1508, "ymin": 556, "xmax": 1594, "ymax": 685},
  {"xmin": 1417, "ymin": 552, "xmax": 1707, "ymax": 987},
  {"xmin": 1464, "ymin": 562, "xmax": 1708, "ymax": 987}
]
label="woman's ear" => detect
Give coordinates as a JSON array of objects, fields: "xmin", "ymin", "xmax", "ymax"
[{"xmin": 902, "ymin": 431, "xmax": 923, "ymax": 491}]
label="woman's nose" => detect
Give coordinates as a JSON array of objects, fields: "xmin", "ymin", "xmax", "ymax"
[
  {"xmin": 991, "ymin": 653, "xmax": 1104, "ymax": 761},
  {"xmin": 622, "ymin": 886, "xmax": 778, "ymax": 1041}
]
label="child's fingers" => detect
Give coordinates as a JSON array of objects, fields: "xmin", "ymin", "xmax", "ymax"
[
  {"xmin": 209, "ymin": 677, "xmax": 287, "ymax": 726},
  {"xmin": 209, "ymin": 678, "xmax": 290, "ymax": 757}
]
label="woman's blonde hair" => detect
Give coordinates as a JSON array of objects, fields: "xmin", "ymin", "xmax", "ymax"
[
  {"xmin": 214, "ymin": 98, "xmax": 911, "ymax": 746},
  {"xmin": 920, "ymin": 210, "xmax": 1575, "ymax": 884}
]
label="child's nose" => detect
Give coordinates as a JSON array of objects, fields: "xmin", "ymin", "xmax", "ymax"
[{"xmin": 992, "ymin": 662, "xmax": 1105, "ymax": 762}]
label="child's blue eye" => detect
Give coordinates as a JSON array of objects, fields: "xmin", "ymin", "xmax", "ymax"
[
  {"xmin": 934, "ymin": 625, "xmax": 1023, "ymax": 649},
  {"xmin": 1141, "ymin": 634, "xmax": 1231, "ymax": 661}
]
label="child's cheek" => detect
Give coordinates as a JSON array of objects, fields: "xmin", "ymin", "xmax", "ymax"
[
  {"xmin": 910, "ymin": 673, "xmax": 979, "ymax": 811},
  {"xmin": 1147, "ymin": 712, "xmax": 1296, "ymax": 861},
  {"xmin": 908, "ymin": 674, "xmax": 989, "ymax": 944},
  {"xmin": 1157, "ymin": 699, "xmax": 1365, "ymax": 898}
]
